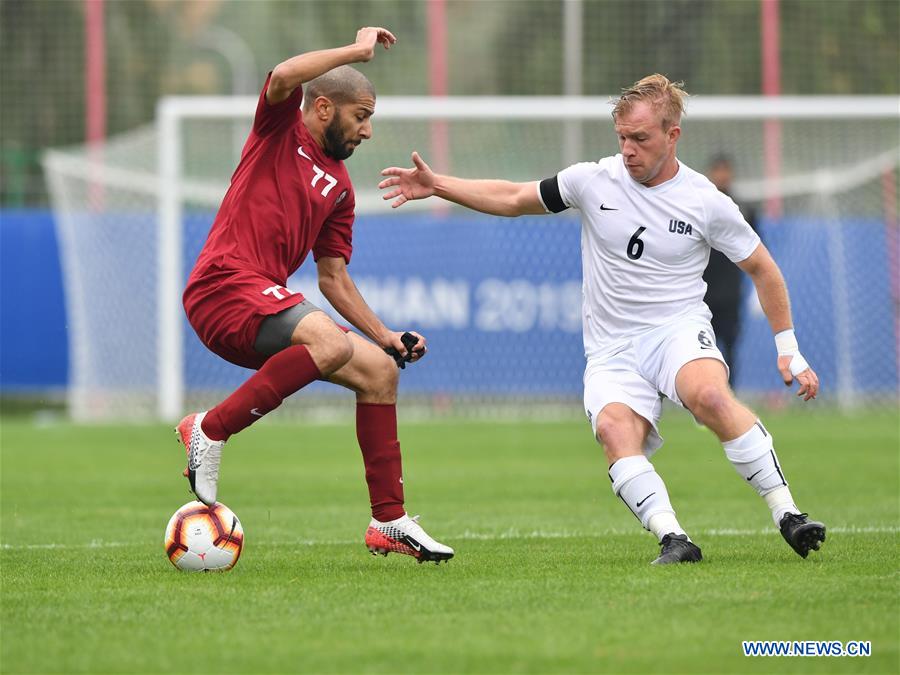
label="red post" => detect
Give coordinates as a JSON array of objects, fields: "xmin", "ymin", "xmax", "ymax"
[
  {"xmin": 85, "ymin": 0, "xmax": 106, "ymax": 206},
  {"xmin": 761, "ymin": 0, "xmax": 782, "ymax": 218}
]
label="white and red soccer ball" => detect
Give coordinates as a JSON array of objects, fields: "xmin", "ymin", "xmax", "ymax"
[{"xmin": 164, "ymin": 501, "xmax": 244, "ymax": 572}]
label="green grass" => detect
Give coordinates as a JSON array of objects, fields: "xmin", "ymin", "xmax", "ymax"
[{"xmin": 2, "ymin": 409, "xmax": 898, "ymax": 674}]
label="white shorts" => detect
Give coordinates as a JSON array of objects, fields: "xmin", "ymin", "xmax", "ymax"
[{"xmin": 583, "ymin": 316, "xmax": 728, "ymax": 456}]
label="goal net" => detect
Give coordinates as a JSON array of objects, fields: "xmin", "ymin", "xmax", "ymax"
[{"xmin": 43, "ymin": 96, "xmax": 899, "ymax": 421}]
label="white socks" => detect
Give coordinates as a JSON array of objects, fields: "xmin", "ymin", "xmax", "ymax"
[
  {"xmin": 723, "ymin": 420, "xmax": 799, "ymax": 525},
  {"xmin": 608, "ymin": 421, "xmax": 801, "ymax": 540},
  {"xmin": 609, "ymin": 455, "xmax": 687, "ymax": 541},
  {"xmin": 763, "ymin": 486, "xmax": 800, "ymax": 526}
]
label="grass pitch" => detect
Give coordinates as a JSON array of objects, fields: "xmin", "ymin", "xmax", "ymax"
[{"xmin": 2, "ymin": 407, "xmax": 897, "ymax": 674}]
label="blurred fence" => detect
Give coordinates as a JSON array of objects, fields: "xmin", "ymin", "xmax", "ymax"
[
  {"xmin": 2, "ymin": 0, "xmax": 898, "ymax": 204},
  {"xmin": 2, "ymin": 0, "xmax": 898, "ymax": 418}
]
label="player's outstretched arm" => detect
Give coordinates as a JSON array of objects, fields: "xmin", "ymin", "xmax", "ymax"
[
  {"xmin": 267, "ymin": 27, "xmax": 396, "ymax": 104},
  {"xmin": 379, "ymin": 152, "xmax": 546, "ymax": 217},
  {"xmin": 737, "ymin": 243, "xmax": 820, "ymax": 401}
]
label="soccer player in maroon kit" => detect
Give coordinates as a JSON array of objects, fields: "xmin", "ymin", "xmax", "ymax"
[{"xmin": 176, "ymin": 27, "xmax": 453, "ymax": 563}]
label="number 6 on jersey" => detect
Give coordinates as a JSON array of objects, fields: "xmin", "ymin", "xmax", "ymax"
[{"xmin": 627, "ymin": 226, "xmax": 646, "ymax": 260}]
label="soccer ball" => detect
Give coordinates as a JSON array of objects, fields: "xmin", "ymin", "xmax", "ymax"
[{"xmin": 164, "ymin": 501, "xmax": 244, "ymax": 572}]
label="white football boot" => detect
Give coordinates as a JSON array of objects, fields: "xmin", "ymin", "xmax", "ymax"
[
  {"xmin": 175, "ymin": 412, "xmax": 224, "ymax": 507},
  {"xmin": 365, "ymin": 513, "xmax": 454, "ymax": 564}
]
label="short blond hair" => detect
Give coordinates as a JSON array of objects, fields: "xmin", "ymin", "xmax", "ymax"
[{"xmin": 612, "ymin": 74, "xmax": 689, "ymax": 130}]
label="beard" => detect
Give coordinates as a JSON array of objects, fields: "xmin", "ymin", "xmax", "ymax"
[{"xmin": 323, "ymin": 116, "xmax": 355, "ymax": 160}]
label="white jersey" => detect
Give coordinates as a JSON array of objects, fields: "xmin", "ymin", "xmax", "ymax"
[{"xmin": 537, "ymin": 154, "xmax": 760, "ymax": 359}]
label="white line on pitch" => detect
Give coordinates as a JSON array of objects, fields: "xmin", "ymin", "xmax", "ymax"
[{"xmin": 1, "ymin": 525, "xmax": 897, "ymax": 551}]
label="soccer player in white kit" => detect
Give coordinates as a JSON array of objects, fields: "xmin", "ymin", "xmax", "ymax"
[{"xmin": 379, "ymin": 74, "xmax": 827, "ymax": 564}]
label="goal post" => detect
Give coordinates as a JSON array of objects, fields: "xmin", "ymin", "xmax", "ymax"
[{"xmin": 44, "ymin": 95, "xmax": 900, "ymax": 421}]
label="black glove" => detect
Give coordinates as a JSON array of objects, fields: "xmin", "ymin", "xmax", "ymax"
[{"xmin": 384, "ymin": 332, "xmax": 423, "ymax": 369}]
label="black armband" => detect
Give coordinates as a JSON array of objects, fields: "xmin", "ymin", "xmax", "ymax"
[{"xmin": 539, "ymin": 176, "xmax": 569, "ymax": 214}]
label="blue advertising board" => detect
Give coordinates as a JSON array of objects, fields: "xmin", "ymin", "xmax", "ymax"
[{"xmin": 2, "ymin": 210, "xmax": 897, "ymax": 398}]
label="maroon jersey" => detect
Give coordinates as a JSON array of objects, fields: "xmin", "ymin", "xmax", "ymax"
[
  {"xmin": 191, "ymin": 73, "xmax": 355, "ymax": 285},
  {"xmin": 183, "ymin": 74, "xmax": 356, "ymax": 370}
]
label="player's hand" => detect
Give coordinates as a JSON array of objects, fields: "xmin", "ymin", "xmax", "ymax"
[
  {"xmin": 777, "ymin": 355, "xmax": 819, "ymax": 401},
  {"xmin": 355, "ymin": 27, "xmax": 396, "ymax": 62},
  {"xmin": 383, "ymin": 331, "xmax": 427, "ymax": 369},
  {"xmin": 379, "ymin": 152, "xmax": 435, "ymax": 208}
]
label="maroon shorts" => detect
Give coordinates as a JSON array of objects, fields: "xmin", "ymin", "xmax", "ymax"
[{"xmin": 183, "ymin": 268, "xmax": 307, "ymax": 370}]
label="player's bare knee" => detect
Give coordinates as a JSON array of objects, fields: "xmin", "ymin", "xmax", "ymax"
[
  {"xmin": 362, "ymin": 351, "xmax": 399, "ymax": 399},
  {"xmin": 596, "ymin": 405, "xmax": 647, "ymax": 463},
  {"xmin": 595, "ymin": 414, "xmax": 616, "ymax": 449},
  {"xmin": 690, "ymin": 385, "xmax": 731, "ymax": 424},
  {"xmin": 596, "ymin": 412, "xmax": 632, "ymax": 454},
  {"xmin": 380, "ymin": 353, "xmax": 400, "ymax": 392}
]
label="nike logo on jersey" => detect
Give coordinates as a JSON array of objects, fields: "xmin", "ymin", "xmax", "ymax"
[
  {"xmin": 250, "ymin": 408, "xmax": 263, "ymax": 417},
  {"xmin": 599, "ymin": 203, "xmax": 618, "ymax": 211},
  {"xmin": 636, "ymin": 493, "xmax": 656, "ymax": 507},
  {"xmin": 297, "ymin": 146, "xmax": 312, "ymax": 160}
]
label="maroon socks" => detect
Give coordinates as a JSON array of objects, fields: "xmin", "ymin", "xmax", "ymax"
[
  {"xmin": 356, "ymin": 403, "xmax": 406, "ymax": 522},
  {"xmin": 201, "ymin": 345, "xmax": 321, "ymax": 442}
]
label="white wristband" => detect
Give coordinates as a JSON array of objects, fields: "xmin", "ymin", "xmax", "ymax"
[
  {"xmin": 775, "ymin": 329, "xmax": 810, "ymax": 376},
  {"xmin": 774, "ymin": 329, "xmax": 798, "ymax": 355}
]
